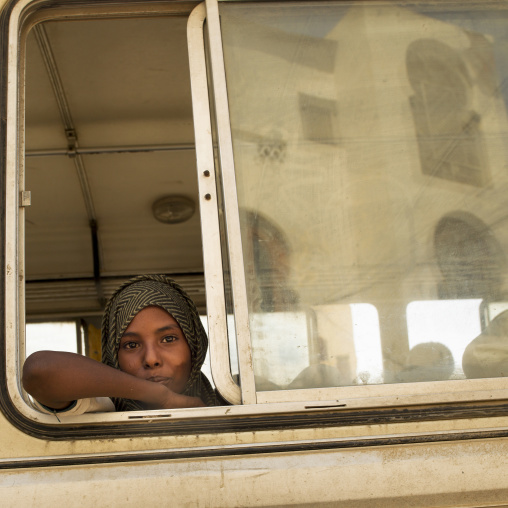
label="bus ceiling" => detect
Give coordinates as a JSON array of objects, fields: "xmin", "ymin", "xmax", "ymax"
[{"xmin": 23, "ymin": 12, "xmax": 205, "ymax": 318}]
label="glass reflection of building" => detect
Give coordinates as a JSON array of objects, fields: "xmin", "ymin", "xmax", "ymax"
[{"xmin": 220, "ymin": 3, "xmax": 508, "ymax": 391}]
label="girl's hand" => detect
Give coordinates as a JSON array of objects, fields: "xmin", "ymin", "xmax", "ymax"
[{"xmin": 144, "ymin": 383, "xmax": 205, "ymax": 409}]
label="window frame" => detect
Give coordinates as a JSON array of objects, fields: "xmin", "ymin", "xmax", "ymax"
[{"xmin": 1, "ymin": 0, "xmax": 508, "ymax": 441}]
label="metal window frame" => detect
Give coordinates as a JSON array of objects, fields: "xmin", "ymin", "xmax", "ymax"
[
  {"xmin": 3, "ymin": 0, "xmax": 508, "ymax": 439},
  {"xmin": 187, "ymin": 2, "xmax": 242, "ymax": 404},
  {"xmin": 199, "ymin": 0, "xmax": 257, "ymax": 404}
]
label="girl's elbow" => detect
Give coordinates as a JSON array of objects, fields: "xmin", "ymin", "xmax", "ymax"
[{"xmin": 22, "ymin": 351, "xmax": 53, "ymax": 394}]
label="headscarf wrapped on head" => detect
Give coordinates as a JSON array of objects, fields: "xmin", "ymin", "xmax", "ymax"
[{"xmin": 101, "ymin": 274, "xmax": 219, "ymax": 411}]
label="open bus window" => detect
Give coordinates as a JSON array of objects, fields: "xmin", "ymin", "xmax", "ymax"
[{"xmin": 6, "ymin": 1, "xmax": 239, "ymax": 423}]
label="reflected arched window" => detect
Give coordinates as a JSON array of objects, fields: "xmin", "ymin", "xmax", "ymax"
[
  {"xmin": 240, "ymin": 210, "xmax": 298, "ymax": 312},
  {"xmin": 407, "ymin": 39, "xmax": 489, "ymax": 187},
  {"xmin": 434, "ymin": 211, "xmax": 505, "ymax": 300}
]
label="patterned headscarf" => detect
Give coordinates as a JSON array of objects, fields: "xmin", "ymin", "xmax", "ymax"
[{"xmin": 101, "ymin": 274, "xmax": 219, "ymax": 411}]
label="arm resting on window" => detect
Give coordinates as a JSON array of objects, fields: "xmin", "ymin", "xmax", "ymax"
[{"xmin": 22, "ymin": 351, "xmax": 205, "ymax": 410}]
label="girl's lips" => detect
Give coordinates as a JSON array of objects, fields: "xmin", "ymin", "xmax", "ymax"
[{"xmin": 147, "ymin": 376, "xmax": 170, "ymax": 384}]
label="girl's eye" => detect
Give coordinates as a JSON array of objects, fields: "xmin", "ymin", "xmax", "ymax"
[
  {"xmin": 161, "ymin": 335, "xmax": 177, "ymax": 343},
  {"xmin": 122, "ymin": 341, "xmax": 138, "ymax": 349}
]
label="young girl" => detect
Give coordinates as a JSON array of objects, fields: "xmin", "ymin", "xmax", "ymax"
[{"xmin": 23, "ymin": 275, "xmax": 220, "ymax": 415}]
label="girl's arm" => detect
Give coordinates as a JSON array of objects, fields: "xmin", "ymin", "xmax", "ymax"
[{"xmin": 22, "ymin": 350, "xmax": 205, "ymax": 410}]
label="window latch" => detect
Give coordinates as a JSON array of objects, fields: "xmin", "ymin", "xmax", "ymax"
[{"xmin": 20, "ymin": 191, "xmax": 31, "ymax": 207}]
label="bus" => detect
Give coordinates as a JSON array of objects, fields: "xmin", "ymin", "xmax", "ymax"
[{"xmin": 1, "ymin": 0, "xmax": 508, "ymax": 505}]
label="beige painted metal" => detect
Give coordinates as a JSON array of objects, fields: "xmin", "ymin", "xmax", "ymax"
[
  {"xmin": 187, "ymin": 3, "xmax": 241, "ymax": 404},
  {"xmin": 1, "ymin": 398, "xmax": 508, "ymax": 506},
  {"xmin": 2, "ymin": 436, "xmax": 508, "ymax": 507},
  {"xmin": 205, "ymin": 0, "xmax": 257, "ymax": 405},
  {"xmin": 5, "ymin": 0, "xmax": 28, "ymax": 417}
]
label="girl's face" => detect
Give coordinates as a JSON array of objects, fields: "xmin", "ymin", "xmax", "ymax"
[{"xmin": 118, "ymin": 306, "xmax": 192, "ymax": 394}]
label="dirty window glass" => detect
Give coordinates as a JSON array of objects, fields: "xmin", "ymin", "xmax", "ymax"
[{"xmin": 219, "ymin": 1, "xmax": 508, "ymax": 390}]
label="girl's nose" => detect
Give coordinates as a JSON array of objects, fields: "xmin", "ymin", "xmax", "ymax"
[{"xmin": 143, "ymin": 344, "xmax": 161, "ymax": 368}]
